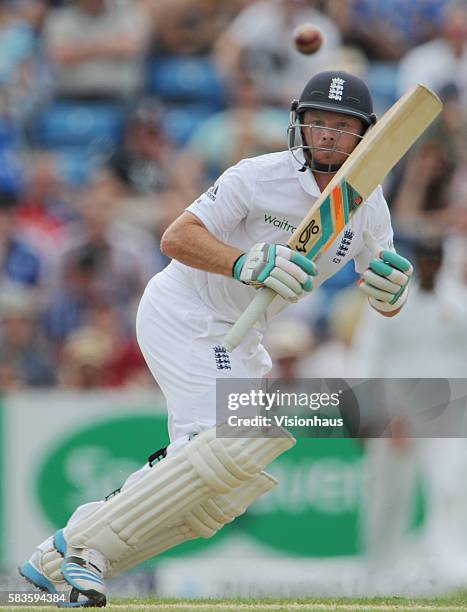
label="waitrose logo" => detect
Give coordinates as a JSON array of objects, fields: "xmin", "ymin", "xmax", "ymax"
[{"xmin": 264, "ymin": 213, "xmax": 297, "ymax": 234}]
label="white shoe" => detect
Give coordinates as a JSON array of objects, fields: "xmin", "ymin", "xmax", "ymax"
[
  {"xmin": 19, "ymin": 549, "xmax": 95, "ymax": 607},
  {"xmin": 19, "ymin": 530, "xmax": 105, "ymax": 608},
  {"xmin": 60, "ymin": 532, "xmax": 107, "ymax": 607}
]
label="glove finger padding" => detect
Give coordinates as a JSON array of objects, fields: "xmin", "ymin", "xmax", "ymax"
[
  {"xmin": 358, "ymin": 279, "xmax": 396, "ymax": 302},
  {"xmin": 379, "ymin": 250, "xmax": 413, "ymax": 275},
  {"xmin": 276, "ymin": 246, "xmax": 317, "ymax": 276},
  {"xmin": 275, "ymin": 256, "xmax": 308, "ymax": 284},
  {"xmin": 361, "ymin": 270, "xmax": 402, "ymax": 294},
  {"xmin": 368, "ymin": 285, "xmax": 409, "ymax": 311},
  {"xmin": 276, "ymin": 247, "xmax": 316, "ymax": 293},
  {"xmin": 269, "ymin": 267, "xmax": 303, "ymax": 297},
  {"xmin": 369, "ymin": 260, "xmax": 410, "ymax": 286},
  {"xmin": 264, "ymin": 277, "xmax": 300, "ymax": 302}
]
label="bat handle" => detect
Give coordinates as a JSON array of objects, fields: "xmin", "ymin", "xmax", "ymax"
[{"xmin": 223, "ymin": 287, "xmax": 276, "ymax": 352}]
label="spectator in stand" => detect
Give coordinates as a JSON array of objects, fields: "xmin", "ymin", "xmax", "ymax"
[
  {"xmin": 57, "ymin": 172, "xmax": 160, "ymax": 329},
  {"xmin": 327, "ymin": 0, "xmax": 448, "ymax": 61},
  {"xmin": 182, "ymin": 73, "xmax": 287, "ymax": 180},
  {"xmin": 108, "ymin": 100, "xmax": 173, "ymax": 196},
  {"xmin": 9, "ymin": 0, "xmax": 51, "ymax": 32},
  {"xmin": 215, "ymin": 0, "xmax": 341, "ymax": 105},
  {"xmin": 57, "ymin": 318, "xmax": 152, "ymax": 389},
  {"xmin": 42, "ymin": 0, "xmax": 150, "ymax": 100},
  {"xmin": 43, "ymin": 246, "xmax": 108, "ymax": 346},
  {"xmin": 88, "ymin": 301, "xmax": 153, "ymax": 388},
  {"xmin": 15, "ymin": 153, "xmax": 74, "ymax": 255},
  {"xmin": 0, "ymin": 283, "xmax": 56, "ymax": 387},
  {"xmin": 57, "ymin": 325, "xmax": 115, "ymax": 389},
  {"xmin": 390, "ymin": 83, "xmax": 467, "ymax": 239},
  {"xmin": 398, "ymin": 1, "xmax": 467, "ymax": 102},
  {"xmin": 148, "ymin": 0, "xmax": 243, "ymax": 57},
  {"xmin": 0, "ymin": 0, "xmax": 41, "ymax": 117},
  {"xmin": 0, "ymin": 191, "xmax": 42, "ymax": 287}
]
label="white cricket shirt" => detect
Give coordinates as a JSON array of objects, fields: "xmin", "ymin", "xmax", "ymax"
[{"xmin": 158, "ymin": 150, "xmax": 393, "ymax": 332}]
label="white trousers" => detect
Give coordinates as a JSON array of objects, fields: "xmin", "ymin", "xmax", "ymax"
[
  {"xmin": 38, "ymin": 272, "xmax": 272, "ymax": 554},
  {"xmin": 135, "ymin": 271, "xmax": 272, "ymax": 451}
]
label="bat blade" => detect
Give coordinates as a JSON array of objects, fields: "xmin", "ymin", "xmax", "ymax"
[{"xmin": 224, "ymin": 84, "xmax": 442, "ymax": 353}]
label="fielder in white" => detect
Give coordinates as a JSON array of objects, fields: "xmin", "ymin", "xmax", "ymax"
[{"xmin": 20, "ymin": 71, "xmax": 413, "ymax": 607}]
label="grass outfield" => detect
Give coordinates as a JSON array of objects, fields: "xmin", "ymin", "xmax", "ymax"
[{"xmin": 2, "ymin": 596, "xmax": 467, "ymax": 612}]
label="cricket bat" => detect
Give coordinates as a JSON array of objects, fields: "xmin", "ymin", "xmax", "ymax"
[{"xmin": 223, "ymin": 84, "xmax": 442, "ymax": 353}]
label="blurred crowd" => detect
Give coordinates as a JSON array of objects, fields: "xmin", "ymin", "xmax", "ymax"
[{"xmin": 0, "ymin": 0, "xmax": 466, "ymax": 391}]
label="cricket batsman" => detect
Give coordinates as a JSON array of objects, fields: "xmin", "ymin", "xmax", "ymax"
[{"xmin": 20, "ymin": 71, "xmax": 413, "ymax": 607}]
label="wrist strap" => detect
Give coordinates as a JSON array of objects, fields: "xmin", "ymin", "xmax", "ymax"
[{"xmin": 232, "ymin": 254, "xmax": 246, "ymax": 279}]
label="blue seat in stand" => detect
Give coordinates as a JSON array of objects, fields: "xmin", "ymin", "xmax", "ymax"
[
  {"xmin": 33, "ymin": 102, "xmax": 125, "ymax": 151},
  {"xmin": 147, "ymin": 56, "xmax": 226, "ymax": 108},
  {"xmin": 165, "ymin": 103, "xmax": 218, "ymax": 147}
]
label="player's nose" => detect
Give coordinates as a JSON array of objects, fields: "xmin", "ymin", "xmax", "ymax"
[{"xmin": 315, "ymin": 126, "xmax": 335, "ymax": 141}]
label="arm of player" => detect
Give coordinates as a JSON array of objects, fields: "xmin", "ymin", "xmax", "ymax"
[
  {"xmin": 161, "ymin": 213, "xmax": 317, "ymax": 303},
  {"xmin": 358, "ymin": 231, "xmax": 413, "ymax": 317},
  {"xmin": 160, "ymin": 211, "xmax": 244, "ymax": 276}
]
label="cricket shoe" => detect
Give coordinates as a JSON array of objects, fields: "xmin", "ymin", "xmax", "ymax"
[
  {"xmin": 56, "ymin": 530, "xmax": 108, "ymax": 608},
  {"xmin": 19, "ymin": 545, "xmax": 96, "ymax": 607}
]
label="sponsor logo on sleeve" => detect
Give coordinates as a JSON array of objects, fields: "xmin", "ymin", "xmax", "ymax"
[
  {"xmin": 195, "ymin": 184, "xmax": 219, "ymax": 205},
  {"xmin": 206, "ymin": 185, "xmax": 219, "ymax": 201}
]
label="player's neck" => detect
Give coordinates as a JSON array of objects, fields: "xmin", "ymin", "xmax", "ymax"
[{"xmin": 312, "ymin": 171, "xmax": 336, "ymax": 193}]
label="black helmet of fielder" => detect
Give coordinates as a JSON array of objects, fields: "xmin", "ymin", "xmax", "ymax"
[{"xmin": 288, "ymin": 70, "xmax": 377, "ymax": 172}]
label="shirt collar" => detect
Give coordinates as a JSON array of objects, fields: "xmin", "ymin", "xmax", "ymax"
[{"xmin": 292, "ymin": 149, "xmax": 321, "ymax": 198}]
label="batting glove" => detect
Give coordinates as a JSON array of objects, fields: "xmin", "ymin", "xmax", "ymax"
[
  {"xmin": 358, "ymin": 231, "xmax": 413, "ymax": 313},
  {"xmin": 233, "ymin": 243, "xmax": 318, "ymax": 303}
]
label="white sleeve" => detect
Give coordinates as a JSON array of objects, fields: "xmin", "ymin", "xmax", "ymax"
[
  {"xmin": 353, "ymin": 186, "xmax": 394, "ymax": 274},
  {"xmin": 185, "ymin": 159, "xmax": 256, "ymax": 238}
]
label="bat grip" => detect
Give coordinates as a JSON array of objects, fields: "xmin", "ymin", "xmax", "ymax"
[{"xmin": 223, "ymin": 287, "xmax": 276, "ymax": 352}]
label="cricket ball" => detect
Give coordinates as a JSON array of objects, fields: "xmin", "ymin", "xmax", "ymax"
[{"xmin": 293, "ymin": 23, "xmax": 323, "ymax": 55}]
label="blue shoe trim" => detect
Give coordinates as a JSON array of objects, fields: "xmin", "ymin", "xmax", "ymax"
[
  {"xmin": 67, "ymin": 571, "xmax": 104, "ymax": 584},
  {"xmin": 67, "ymin": 574, "xmax": 105, "ymax": 587},
  {"xmin": 54, "ymin": 529, "xmax": 67, "ymax": 555},
  {"xmin": 20, "ymin": 561, "xmax": 57, "ymax": 595},
  {"xmin": 65, "ymin": 565, "xmax": 105, "ymax": 586},
  {"xmin": 62, "ymin": 564, "xmax": 105, "ymax": 592}
]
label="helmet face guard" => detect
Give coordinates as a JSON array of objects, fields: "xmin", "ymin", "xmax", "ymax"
[
  {"xmin": 287, "ymin": 106, "xmax": 366, "ymax": 174},
  {"xmin": 288, "ymin": 70, "xmax": 377, "ymax": 173}
]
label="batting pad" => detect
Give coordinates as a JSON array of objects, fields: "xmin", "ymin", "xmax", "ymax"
[
  {"xmin": 39, "ymin": 471, "xmax": 277, "ymax": 582},
  {"xmin": 39, "ymin": 543, "xmax": 67, "ymax": 584},
  {"xmin": 108, "ymin": 470, "xmax": 277, "ymax": 577},
  {"xmin": 64, "ymin": 425, "xmax": 294, "ymax": 563}
]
